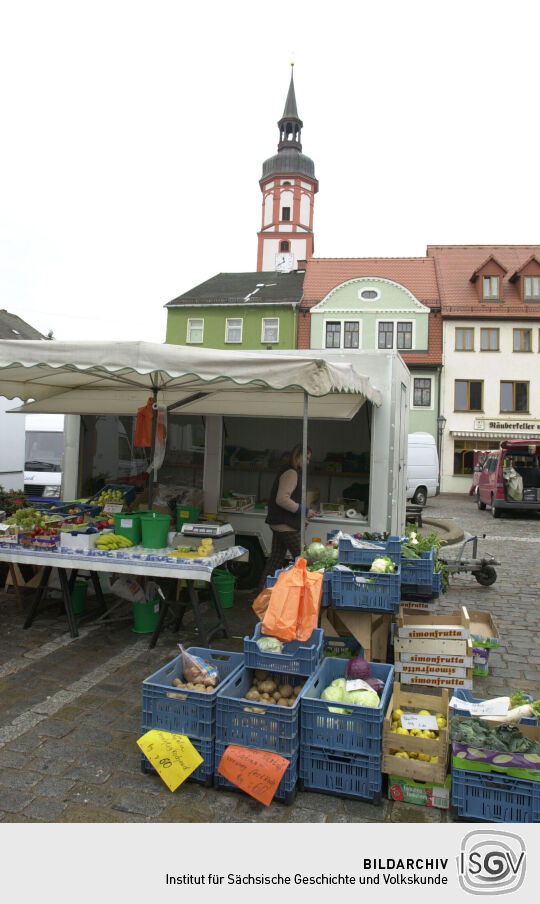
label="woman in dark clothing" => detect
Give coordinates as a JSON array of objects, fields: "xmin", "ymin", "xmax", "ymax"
[{"xmin": 257, "ymin": 443, "xmax": 317, "ymax": 590}]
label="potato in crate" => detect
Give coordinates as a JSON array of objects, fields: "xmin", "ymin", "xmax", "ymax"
[
  {"xmin": 300, "ymin": 657, "xmax": 394, "ymax": 755},
  {"xmin": 216, "ymin": 667, "xmax": 308, "ymax": 757},
  {"xmin": 141, "ymin": 647, "xmax": 244, "ymax": 740}
]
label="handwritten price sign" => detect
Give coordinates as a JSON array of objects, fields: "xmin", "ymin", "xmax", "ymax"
[
  {"xmin": 137, "ymin": 730, "xmax": 203, "ymax": 791},
  {"xmin": 217, "ymin": 745, "xmax": 290, "ymax": 806}
]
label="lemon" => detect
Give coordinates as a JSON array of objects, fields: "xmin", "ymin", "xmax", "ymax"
[
  {"xmin": 436, "ymin": 717, "xmax": 447, "ymax": 729},
  {"xmin": 410, "ymin": 728, "xmax": 422, "ymax": 736},
  {"xmin": 435, "ymin": 712, "xmax": 444, "ymax": 719},
  {"xmin": 430, "ymin": 756, "xmax": 439, "ymax": 763},
  {"xmin": 394, "ymin": 751, "xmax": 409, "ymax": 759},
  {"xmin": 408, "ymin": 751, "xmax": 419, "ymax": 759},
  {"xmin": 418, "ymin": 753, "xmax": 431, "ymax": 762},
  {"xmin": 396, "ymin": 727, "xmax": 409, "ymax": 735},
  {"xmin": 392, "ymin": 709, "xmax": 404, "ymax": 721},
  {"xmin": 418, "ymin": 709, "xmax": 431, "ymax": 716},
  {"xmin": 391, "ymin": 723, "xmax": 400, "ymax": 733}
]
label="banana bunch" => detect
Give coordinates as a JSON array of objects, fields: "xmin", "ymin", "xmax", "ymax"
[{"xmin": 95, "ymin": 532, "xmax": 133, "ymax": 550}]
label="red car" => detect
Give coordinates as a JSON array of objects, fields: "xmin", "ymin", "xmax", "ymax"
[{"xmin": 476, "ymin": 439, "xmax": 540, "ymax": 518}]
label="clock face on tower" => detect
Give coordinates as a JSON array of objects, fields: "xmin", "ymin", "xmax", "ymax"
[{"xmin": 275, "ymin": 252, "xmax": 295, "ymax": 272}]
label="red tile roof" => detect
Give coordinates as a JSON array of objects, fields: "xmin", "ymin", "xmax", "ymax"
[
  {"xmin": 427, "ymin": 245, "xmax": 540, "ymax": 316},
  {"xmin": 299, "ymin": 257, "xmax": 442, "ymax": 364},
  {"xmin": 302, "ymin": 257, "xmax": 440, "ymax": 305}
]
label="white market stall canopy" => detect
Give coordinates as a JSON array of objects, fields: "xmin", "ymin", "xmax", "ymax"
[{"xmin": 0, "ymin": 340, "xmax": 382, "ymax": 419}]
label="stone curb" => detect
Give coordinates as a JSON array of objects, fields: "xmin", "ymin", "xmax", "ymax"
[{"xmin": 420, "ymin": 517, "xmax": 464, "ymax": 547}]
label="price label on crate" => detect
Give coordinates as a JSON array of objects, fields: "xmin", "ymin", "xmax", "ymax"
[
  {"xmin": 217, "ymin": 745, "xmax": 289, "ymax": 807},
  {"xmin": 400, "ymin": 714, "xmax": 439, "ymax": 731},
  {"xmin": 137, "ymin": 730, "xmax": 203, "ymax": 791},
  {"xmin": 449, "ymin": 696, "xmax": 510, "ymax": 716},
  {"xmin": 103, "ymin": 503, "xmax": 123, "ymax": 514}
]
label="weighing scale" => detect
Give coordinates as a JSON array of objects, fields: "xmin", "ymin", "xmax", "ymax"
[{"xmin": 180, "ymin": 520, "xmax": 235, "ymax": 551}]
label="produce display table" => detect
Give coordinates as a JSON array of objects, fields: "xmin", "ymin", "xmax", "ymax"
[{"xmin": 0, "ymin": 544, "xmax": 247, "ymax": 647}]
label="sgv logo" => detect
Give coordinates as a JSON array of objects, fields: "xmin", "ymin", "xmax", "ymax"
[{"xmin": 457, "ymin": 830, "xmax": 526, "ymax": 895}]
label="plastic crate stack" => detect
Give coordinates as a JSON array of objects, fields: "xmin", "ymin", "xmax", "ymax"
[
  {"xmin": 140, "ymin": 647, "xmax": 244, "ymax": 786},
  {"xmin": 400, "ymin": 546, "xmax": 442, "ymax": 604},
  {"xmin": 450, "ymin": 689, "xmax": 540, "ymax": 823},
  {"xmin": 299, "ymin": 657, "xmax": 394, "ymax": 803},
  {"xmin": 332, "ymin": 535, "xmax": 402, "ymax": 614},
  {"xmin": 213, "ymin": 628, "xmax": 325, "ymax": 804}
]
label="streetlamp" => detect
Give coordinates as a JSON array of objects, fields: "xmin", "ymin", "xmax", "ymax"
[{"xmin": 437, "ymin": 414, "xmax": 446, "ymax": 486}]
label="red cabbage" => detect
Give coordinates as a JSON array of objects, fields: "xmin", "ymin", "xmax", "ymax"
[
  {"xmin": 366, "ymin": 676, "xmax": 385, "ymax": 694},
  {"xmin": 345, "ymin": 656, "xmax": 370, "ymax": 680}
]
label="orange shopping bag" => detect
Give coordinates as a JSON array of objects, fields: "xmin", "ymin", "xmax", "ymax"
[
  {"xmin": 261, "ymin": 558, "xmax": 306, "ymax": 642},
  {"xmin": 296, "ymin": 567, "xmax": 323, "ymax": 641},
  {"xmin": 252, "ymin": 587, "xmax": 272, "ymax": 621}
]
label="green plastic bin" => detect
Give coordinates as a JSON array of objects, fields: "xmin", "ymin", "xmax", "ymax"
[
  {"xmin": 140, "ymin": 511, "xmax": 171, "ymax": 548},
  {"xmin": 113, "ymin": 512, "xmax": 141, "ymax": 545},
  {"xmin": 176, "ymin": 504, "xmax": 200, "ymax": 531},
  {"xmin": 71, "ymin": 580, "xmax": 88, "ymax": 614},
  {"xmin": 132, "ymin": 597, "xmax": 160, "ymax": 634},
  {"xmin": 212, "ymin": 568, "xmax": 235, "ymax": 609}
]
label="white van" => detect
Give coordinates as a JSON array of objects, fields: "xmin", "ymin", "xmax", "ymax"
[
  {"xmin": 24, "ymin": 414, "xmax": 65, "ymax": 503},
  {"xmin": 406, "ymin": 432, "xmax": 439, "ymax": 506}
]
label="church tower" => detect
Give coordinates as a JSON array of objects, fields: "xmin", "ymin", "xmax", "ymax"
[{"xmin": 257, "ymin": 65, "xmax": 318, "ymax": 272}]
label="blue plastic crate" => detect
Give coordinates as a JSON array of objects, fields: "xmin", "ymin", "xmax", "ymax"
[
  {"xmin": 300, "ymin": 657, "xmax": 394, "ymax": 754},
  {"xmin": 400, "ymin": 548, "xmax": 435, "ymax": 587},
  {"xmin": 449, "ymin": 689, "xmax": 537, "ymax": 725},
  {"xmin": 243, "ymin": 623, "xmax": 324, "ymax": 676},
  {"xmin": 142, "ymin": 648, "xmax": 244, "ymax": 740},
  {"xmin": 451, "ymin": 765, "xmax": 540, "ymax": 822},
  {"xmin": 214, "ymin": 741, "xmax": 298, "ymax": 803},
  {"xmin": 267, "ymin": 564, "xmax": 333, "ymax": 607},
  {"xmin": 331, "ymin": 566, "xmax": 401, "ymax": 613},
  {"xmin": 86, "ymin": 482, "xmax": 138, "ymax": 505},
  {"xmin": 338, "ymin": 534, "xmax": 402, "ymax": 567},
  {"xmin": 300, "ymin": 744, "xmax": 382, "ymax": 802},
  {"xmin": 140, "ymin": 735, "xmax": 214, "ymax": 785},
  {"xmin": 323, "ymin": 635, "xmax": 362, "ymax": 659},
  {"xmin": 216, "ymin": 667, "xmax": 306, "ymax": 757}
]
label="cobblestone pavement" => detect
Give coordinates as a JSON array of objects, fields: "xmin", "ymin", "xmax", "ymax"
[{"xmin": 0, "ymin": 493, "xmax": 538, "ymax": 824}]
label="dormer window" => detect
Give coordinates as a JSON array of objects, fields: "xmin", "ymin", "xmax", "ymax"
[
  {"xmin": 483, "ymin": 276, "xmax": 500, "ymax": 300},
  {"xmin": 524, "ymin": 276, "xmax": 540, "ymax": 300}
]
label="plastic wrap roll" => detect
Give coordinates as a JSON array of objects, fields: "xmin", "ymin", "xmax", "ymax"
[{"xmin": 345, "ymin": 508, "xmax": 357, "ymax": 519}]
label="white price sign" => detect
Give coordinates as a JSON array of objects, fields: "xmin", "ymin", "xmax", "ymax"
[
  {"xmin": 103, "ymin": 503, "xmax": 123, "ymax": 514},
  {"xmin": 400, "ymin": 714, "xmax": 439, "ymax": 731},
  {"xmin": 449, "ymin": 695, "xmax": 510, "ymax": 717},
  {"xmin": 345, "ymin": 679, "xmax": 372, "ymax": 692}
]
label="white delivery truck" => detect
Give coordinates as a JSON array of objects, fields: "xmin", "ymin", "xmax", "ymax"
[
  {"xmin": 24, "ymin": 414, "xmax": 65, "ymax": 503},
  {"xmin": 406, "ymin": 432, "xmax": 439, "ymax": 506}
]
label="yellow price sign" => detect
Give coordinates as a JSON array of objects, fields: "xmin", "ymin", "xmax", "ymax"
[{"xmin": 137, "ymin": 730, "xmax": 203, "ymax": 792}]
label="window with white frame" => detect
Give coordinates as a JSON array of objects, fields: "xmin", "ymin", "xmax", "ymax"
[
  {"xmin": 413, "ymin": 377, "xmax": 431, "ymax": 407},
  {"xmin": 482, "ymin": 275, "xmax": 500, "ymax": 300},
  {"xmin": 187, "ymin": 318, "xmax": 204, "ymax": 343},
  {"xmin": 343, "ymin": 321, "xmax": 359, "ymax": 348},
  {"xmin": 262, "ymin": 317, "xmax": 279, "ymax": 343},
  {"xmin": 397, "ymin": 321, "xmax": 413, "ymax": 350},
  {"xmin": 378, "ymin": 322, "xmax": 394, "ymax": 349},
  {"xmin": 325, "ymin": 321, "xmax": 341, "ymax": 348},
  {"xmin": 225, "ymin": 318, "xmax": 243, "ymax": 343}
]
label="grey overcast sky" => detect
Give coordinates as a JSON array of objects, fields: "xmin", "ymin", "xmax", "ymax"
[{"xmin": 1, "ymin": 0, "xmax": 539, "ymax": 342}]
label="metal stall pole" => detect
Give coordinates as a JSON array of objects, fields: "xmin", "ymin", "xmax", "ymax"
[
  {"xmin": 147, "ymin": 386, "xmax": 159, "ymax": 509},
  {"xmin": 300, "ymin": 391, "xmax": 308, "ymax": 553}
]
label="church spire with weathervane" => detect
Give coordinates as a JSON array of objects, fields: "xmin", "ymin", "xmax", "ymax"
[{"xmin": 257, "ymin": 64, "xmax": 318, "ymax": 272}]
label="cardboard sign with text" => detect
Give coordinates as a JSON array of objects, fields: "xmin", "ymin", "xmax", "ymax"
[
  {"xmin": 217, "ymin": 745, "xmax": 290, "ymax": 806},
  {"xmin": 137, "ymin": 730, "xmax": 203, "ymax": 791}
]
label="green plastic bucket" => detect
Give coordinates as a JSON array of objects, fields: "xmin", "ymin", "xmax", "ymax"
[
  {"xmin": 176, "ymin": 504, "xmax": 200, "ymax": 531},
  {"xmin": 72, "ymin": 580, "xmax": 88, "ymax": 614},
  {"xmin": 140, "ymin": 511, "xmax": 171, "ymax": 548},
  {"xmin": 212, "ymin": 568, "xmax": 235, "ymax": 609},
  {"xmin": 113, "ymin": 512, "xmax": 141, "ymax": 544},
  {"xmin": 132, "ymin": 596, "xmax": 160, "ymax": 634}
]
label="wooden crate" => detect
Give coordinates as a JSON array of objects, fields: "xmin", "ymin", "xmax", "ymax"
[
  {"xmin": 394, "ymin": 639, "xmax": 474, "ymax": 689},
  {"xmin": 325, "ymin": 607, "xmax": 392, "ymax": 662},
  {"xmin": 382, "ymin": 682, "xmax": 449, "ymax": 784},
  {"xmin": 396, "ymin": 606, "xmax": 470, "ymax": 640}
]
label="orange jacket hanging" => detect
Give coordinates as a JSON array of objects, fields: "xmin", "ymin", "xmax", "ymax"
[{"xmin": 134, "ymin": 397, "xmax": 164, "ymax": 447}]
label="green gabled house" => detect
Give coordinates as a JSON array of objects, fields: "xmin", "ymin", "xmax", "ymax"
[{"xmin": 164, "ymin": 271, "xmax": 304, "ymax": 350}]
